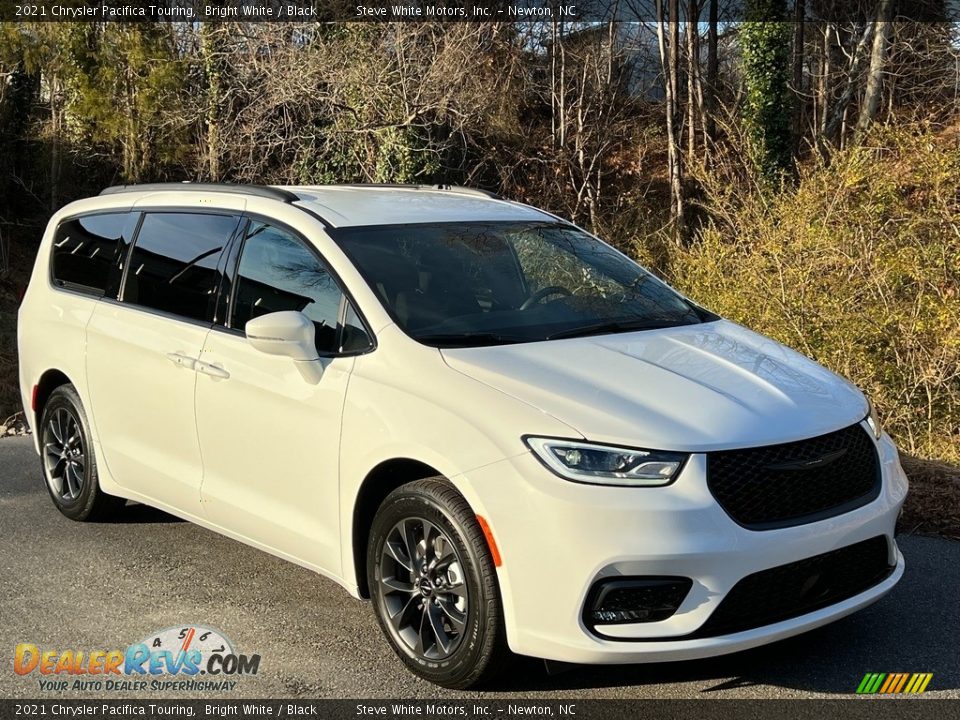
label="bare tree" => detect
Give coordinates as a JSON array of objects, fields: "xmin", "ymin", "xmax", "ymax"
[
  {"xmin": 655, "ymin": 0, "xmax": 684, "ymax": 234},
  {"xmin": 792, "ymin": 0, "xmax": 806, "ymax": 153},
  {"xmin": 705, "ymin": 0, "xmax": 718, "ymax": 146},
  {"xmin": 199, "ymin": 23, "xmax": 229, "ymax": 181},
  {"xmin": 823, "ymin": 22, "xmax": 875, "ymax": 149},
  {"xmin": 686, "ymin": 1, "xmax": 704, "ymax": 160},
  {"xmin": 856, "ymin": 0, "xmax": 895, "ymax": 135}
]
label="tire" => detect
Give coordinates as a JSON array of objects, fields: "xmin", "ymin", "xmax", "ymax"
[
  {"xmin": 367, "ymin": 477, "xmax": 511, "ymax": 689},
  {"xmin": 38, "ymin": 384, "xmax": 124, "ymax": 522}
]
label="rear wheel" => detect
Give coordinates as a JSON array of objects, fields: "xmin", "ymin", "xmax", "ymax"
[
  {"xmin": 39, "ymin": 384, "xmax": 124, "ymax": 521},
  {"xmin": 367, "ymin": 477, "xmax": 510, "ymax": 688}
]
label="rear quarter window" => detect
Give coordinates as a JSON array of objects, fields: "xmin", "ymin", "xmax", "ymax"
[{"xmin": 51, "ymin": 213, "xmax": 129, "ymax": 296}]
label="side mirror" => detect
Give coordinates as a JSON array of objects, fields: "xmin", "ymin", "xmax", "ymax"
[{"xmin": 245, "ymin": 311, "xmax": 324, "ymax": 381}]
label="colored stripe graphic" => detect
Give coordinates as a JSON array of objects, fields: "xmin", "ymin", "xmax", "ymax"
[
  {"xmin": 879, "ymin": 674, "xmax": 897, "ymax": 693},
  {"xmin": 857, "ymin": 673, "xmax": 932, "ymax": 694}
]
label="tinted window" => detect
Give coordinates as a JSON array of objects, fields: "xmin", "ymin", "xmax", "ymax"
[
  {"xmin": 341, "ymin": 302, "xmax": 372, "ymax": 353},
  {"xmin": 123, "ymin": 213, "xmax": 238, "ymax": 322},
  {"xmin": 232, "ymin": 222, "xmax": 344, "ymax": 354},
  {"xmin": 51, "ymin": 213, "xmax": 129, "ymax": 295},
  {"xmin": 334, "ymin": 222, "xmax": 706, "ymax": 346}
]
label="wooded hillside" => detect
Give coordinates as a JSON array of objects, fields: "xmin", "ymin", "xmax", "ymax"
[{"xmin": 0, "ymin": 15, "xmax": 958, "ymax": 464}]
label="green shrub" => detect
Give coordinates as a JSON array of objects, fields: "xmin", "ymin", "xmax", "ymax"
[{"xmin": 668, "ymin": 125, "xmax": 960, "ymax": 461}]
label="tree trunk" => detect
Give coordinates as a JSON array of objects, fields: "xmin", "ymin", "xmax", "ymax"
[
  {"xmin": 817, "ymin": 24, "xmax": 832, "ymax": 137},
  {"xmin": 685, "ymin": 0, "xmax": 701, "ymax": 160},
  {"xmin": 705, "ymin": 0, "xmax": 718, "ymax": 145},
  {"xmin": 655, "ymin": 0, "xmax": 684, "ymax": 235},
  {"xmin": 200, "ymin": 23, "xmax": 223, "ymax": 181},
  {"xmin": 856, "ymin": 0, "xmax": 895, "ymax": 136},
  {"xmin": 550, "ymin": 22, "xmax": 557, "ymax": 148},
  {"xmin": 124, "ymin": 64, "xmax": 137, "ymax": 182},
  {"xmin": 823, "ymin": 21, "xmax": 874, "ymax": 147},
  {"xmin": 558, "ymin": 26, "xmax": 567, "ymax": 147},
  {"xmin": 792, "ymin": 0, "xmax": 805, "ymax": 153},
  {"xmin": 49, "ymin": 71, "xmax": 61, "ymax": 212},
  {"xmin": 670, "ymin": 0, "xmax": 681, "ymax": 159}
]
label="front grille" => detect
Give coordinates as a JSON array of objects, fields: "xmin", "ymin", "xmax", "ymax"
[
  {"xmin": 692, "ymin": 535, "xmax": 893, "ymax": 638},
  {"xmin": 707, "ymin": 423, "xmax": 880, "ymax": 529}
]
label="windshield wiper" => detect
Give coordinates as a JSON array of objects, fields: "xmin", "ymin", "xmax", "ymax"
[
  {"xmin": 546, "ymin": 319, "xmax": 683, "ymax": 340},
  {"xmin": 416, "ymin": 332, "xmax": 531, "ymax": 348}
]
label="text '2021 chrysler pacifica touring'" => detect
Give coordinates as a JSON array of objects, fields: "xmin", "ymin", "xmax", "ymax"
[{"xmin": 18, "ymin": 183, "xmax": 907, "ymax": 688}]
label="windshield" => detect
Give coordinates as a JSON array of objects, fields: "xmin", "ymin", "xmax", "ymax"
[{"xmin": 332, "ymin": 222, "xmax": 711, "ymax": 347}]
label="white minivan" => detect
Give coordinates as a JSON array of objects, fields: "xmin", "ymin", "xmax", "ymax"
[{"xmin": 18, "ymin": 183, "xmax": 907, "ymax": 688}]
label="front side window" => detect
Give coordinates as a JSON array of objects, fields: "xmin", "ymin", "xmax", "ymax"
[
  {"xmin": 333, "ymin": 222, "xmax": 709, "ymax": 347},
  {"xmin": 51, "ymin": 213, "xmax": 130, "ymax": 296},
  {"xmin": 232, "ymin": 221, "xmax": 350, "ymax": 354},
  {"xmin": 122, "ymin": 212, "xmax": 239, "ymax": 322}
]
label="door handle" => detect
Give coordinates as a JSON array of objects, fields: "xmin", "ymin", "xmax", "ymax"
[
  {"xmin": 196, "ymin": 360, "xmax": 230, "ymax": 380},
  {"xmin": 166, "ymin": 352, "xmax": 197, "ymax": 370}
]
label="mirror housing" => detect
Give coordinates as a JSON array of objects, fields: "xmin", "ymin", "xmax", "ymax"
[{"xmin": 245, "ymin": 311, "xmax": 320, "ymax": 362}]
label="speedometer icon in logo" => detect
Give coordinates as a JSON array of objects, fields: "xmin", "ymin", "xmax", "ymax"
[
  {"xmin": 140, "ymin": 625, "xmax": 234, "ymax": 661},
  {"xmin": 132, "ymin": 624, "xmax": 260, "ymax": 677}
]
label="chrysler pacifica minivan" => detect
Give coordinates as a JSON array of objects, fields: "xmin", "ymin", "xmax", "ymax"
[{"xmin": 18, "ymin": 183, "xmax": 907, "ymax": 688}]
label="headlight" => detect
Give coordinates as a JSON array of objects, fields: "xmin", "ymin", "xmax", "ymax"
[
  {"xmin": 524, "ymin": 437, "xmax": 688, "ymax": 487},
  {"xmin": 865, "ymin": 399, "xmax": 882, "ymax": 440}
]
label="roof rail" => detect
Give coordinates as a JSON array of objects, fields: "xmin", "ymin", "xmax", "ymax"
[
  {"xmin": 438, "ymin": 185, "xmax": 503, "ymax": 200},
  {"xmin": 323, "ymin": 183, "xmax": 502, "ymax": 200},
  {"xmin": 100, "ymin": 182, "xmax": 300, "ymax": 203}
]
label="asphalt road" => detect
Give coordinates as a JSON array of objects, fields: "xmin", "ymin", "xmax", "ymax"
[{"xmin": 1, "ymin": 434, "xmax": 957, "ymax": 700}]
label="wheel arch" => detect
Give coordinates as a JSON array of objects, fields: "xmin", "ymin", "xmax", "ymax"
[
  {"xmin": 351, "ymin": 458, "xmax": 448, "ymax": 599},
  {"xmin": 33, "ymin": 369, "xmax": 73, "ymax": 428}
]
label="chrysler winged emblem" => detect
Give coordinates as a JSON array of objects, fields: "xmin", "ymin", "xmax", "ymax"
[{"xmin": 765, "ymin": 448, "xmax": 847, "ymax": 471}]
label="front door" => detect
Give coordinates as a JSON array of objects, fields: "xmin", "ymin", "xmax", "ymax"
[{"xmin": 195, "ymin": 219, "xmax": 362, "ymax": 574}]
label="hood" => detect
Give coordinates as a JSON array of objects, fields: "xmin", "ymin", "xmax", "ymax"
[{"xmin": 440, "ymin": 320, "xmax": 868, "ymax": 452}]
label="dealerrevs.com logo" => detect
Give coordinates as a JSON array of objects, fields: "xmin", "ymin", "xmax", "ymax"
[{"xmin": 13, "ymin": 625, "xmax": 261, "ymax": 693}]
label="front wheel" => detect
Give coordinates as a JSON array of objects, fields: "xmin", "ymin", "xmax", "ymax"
[{"xmin": 367, "ymin": 477, "xmax": 511, "ymax": 688}]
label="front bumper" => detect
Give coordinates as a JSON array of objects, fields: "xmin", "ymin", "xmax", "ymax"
[{"xmin": 453, "ymin": 428, "xmax": 908, "ymax": 664}]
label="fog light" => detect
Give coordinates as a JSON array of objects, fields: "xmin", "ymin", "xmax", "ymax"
[{"xmin": 584, "ymin": 577, "xmax": 692, "ymax": 628}]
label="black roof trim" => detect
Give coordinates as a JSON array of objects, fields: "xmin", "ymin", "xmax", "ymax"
[
  {"xmin": 295, "ymin": 205, "xmax": 335, "ymax": 230},
  {"xmin": 100, "ymin": 183, "xmax": 300, "ymax": 203}
]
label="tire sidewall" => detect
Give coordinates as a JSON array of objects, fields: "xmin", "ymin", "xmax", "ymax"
[
  {"xmin": 39, "ymin": 386, "xmax": 100, "ymax": 521},
  {"xmin": 368, "ymin": 488, "xmax": 497, "ymax": 685}
]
